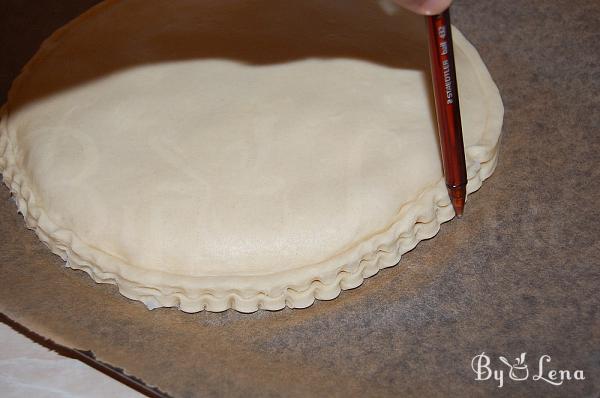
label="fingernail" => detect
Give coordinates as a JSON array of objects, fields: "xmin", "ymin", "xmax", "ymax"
[{"xmin": 418, "ymin": 0, "xmax": 452, "ymax": 16}]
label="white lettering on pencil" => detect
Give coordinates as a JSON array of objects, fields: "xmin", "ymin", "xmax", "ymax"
[
  {"xmin": 442, "ymin": 59, "xmax": 453, "ymax": 104},
  {"xmin": 438, "ymin": 25, "xmax": 446, "ymax": 39},
  {"xmin": 439, "ymin": 40, "xmax": 448, "ymax": 56}
]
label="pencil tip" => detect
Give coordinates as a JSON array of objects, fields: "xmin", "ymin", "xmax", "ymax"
[
  {"xmin": 452, "ymin": 198, "xmax": 464, "ymax": 218},
  {"xmin": 454, "ymin": 206, "xmax": 464, "ymax": 218},
  {"xmin": 448, "ymin": 186, "xmax": 466, "ymax": 219}
]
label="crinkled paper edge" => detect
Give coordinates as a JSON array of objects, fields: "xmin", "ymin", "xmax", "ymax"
[{"xmin": 0, "ymin": 4, "xmax": 504, "ymax": 313}]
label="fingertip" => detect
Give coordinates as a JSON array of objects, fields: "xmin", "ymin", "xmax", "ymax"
[{"xmin": 412, "ymin": 0, "xmax": 453, "ymax": 16}]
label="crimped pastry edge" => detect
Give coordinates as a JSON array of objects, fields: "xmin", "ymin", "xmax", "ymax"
[{"xmin": 0, "ymin": 3, "xmax": 503, "ymax": 313}]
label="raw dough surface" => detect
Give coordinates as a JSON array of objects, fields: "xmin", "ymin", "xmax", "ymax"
[{"xmin": 0, "ymin": 0, "xmax": 503, "ymax": 312}]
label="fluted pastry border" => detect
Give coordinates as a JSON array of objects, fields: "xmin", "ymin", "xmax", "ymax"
[{"xmin": 0, "ymin": 2, "xmax": 503, "ymax": 313}]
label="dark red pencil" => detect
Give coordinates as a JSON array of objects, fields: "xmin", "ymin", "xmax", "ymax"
[{"xmin": 426, "ymin": 9, "xmax": 467, "ymax": 217}]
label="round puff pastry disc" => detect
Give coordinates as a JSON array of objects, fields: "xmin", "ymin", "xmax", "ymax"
[{"xmin": 0, "ymin": 0, "xmax": 503, "ymax": 312}]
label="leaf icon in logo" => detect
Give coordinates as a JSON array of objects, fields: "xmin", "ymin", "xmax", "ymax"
[{"xmin": 499, "ymin": 354, "xmax": 529, "ymax": 381}]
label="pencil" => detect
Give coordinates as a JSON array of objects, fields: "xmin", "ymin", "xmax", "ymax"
[{"xmin": 426, "ymin": 9, "xmax": 467, "ymax": 217}]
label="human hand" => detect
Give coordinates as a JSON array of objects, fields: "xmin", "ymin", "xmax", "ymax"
[{"xmin": 394, "ymin": 0, "xmax": 452, "ymax": 15}]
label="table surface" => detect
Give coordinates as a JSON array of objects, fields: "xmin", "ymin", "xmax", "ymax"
[
  {"xmin": 0, "ymin": 321, "xmax": 144, "ymax": 398},
  {"xmin": 1, "ymin": 1, "xmax": 599, "ymax": 397}
]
